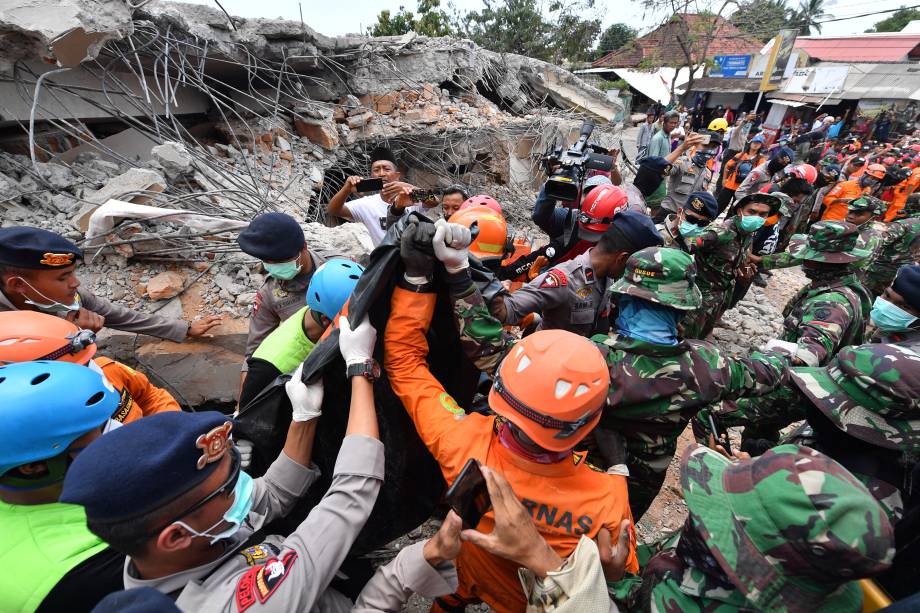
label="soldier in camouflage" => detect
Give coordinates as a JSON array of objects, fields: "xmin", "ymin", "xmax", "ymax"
[
  {"xmin": 655, "ymin": 191, "xmax": 718, "ymax": 253},
  {"xmin": 441, "ymin": 243, "xmax": 789, "ymax": 519},
  {"xmin": 870, "ymin": 264, "xmax": 920, "ymax": 351},
  {"xmin": 681, "ymin": 193, "xmax": 782, "ymax": 339},
  {"xmin": 636, "ymin": 444, "xmax": 894, "ymax": 612},
  {"xmin": 845, "ymin": 195, "xmax": 890, "ymax": 277},
  {"xmin": 865, "ymin": 215, "xmax": 920, "ymax": 298}
]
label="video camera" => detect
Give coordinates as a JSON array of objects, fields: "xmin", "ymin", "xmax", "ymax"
[{"xmin": 541, "ymin": 120, "xmax": 614, "ymax": 201}]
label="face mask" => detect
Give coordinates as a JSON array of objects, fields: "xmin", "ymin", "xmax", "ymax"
[
  {"xmin": 16, "ymin": 277, "xmax": 80, "ymax": 313},
  {"xmin": 175, "ymin": 471, "xmax": 254, "ymax": 544},
  {"xmin": 692, "ymin": 152, "xmax": 713, "ymax": 167},
  {"xmin": 738, "ymin": 215, "xmax": 766, "ymax": 233},
  {"xmin": 263, "ymin": 256, "xmax": 301, "ymax": 281},
  {"xmin": 679, "ymin": 220, "xmax": 704, "ymax": 238},
  {"xmin": 615, "ymin": 295, "xmax": 681, "ymax": 345},
  {"xmin": 871, "ymin": 296, "xmax": 919, "ymax": 332},
  {"xmin": 860, "ymin": 177, "xmax": 879, "ymax": 189}
]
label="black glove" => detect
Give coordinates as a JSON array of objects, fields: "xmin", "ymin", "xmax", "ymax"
[{"xmin": 400, "ymin": 219, "xmax": 436, "ymax": 280}]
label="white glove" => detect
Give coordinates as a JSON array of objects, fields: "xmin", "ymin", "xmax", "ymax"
[
  {"xmin": 285, "ymin": 363, "xmax": 324, "ymax": 422},
  {"xmin": 763, "ymin": 338, "xmax": 798, "ymax": 357},
  {"xmin": 235, "ymin": 439, "xmax": 254, "ymax": 469},
  {"xmin": 339, "ymin": 315, "xmax": 377, "ymax": 366},
  {"xmin": 433, "ymin": 218, "xmax": 471, "ymax": 273}
]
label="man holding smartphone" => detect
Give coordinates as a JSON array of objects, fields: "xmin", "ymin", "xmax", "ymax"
[{"xmin": 325, "ymin": 146, "xmax": 427, "ymax": 246}]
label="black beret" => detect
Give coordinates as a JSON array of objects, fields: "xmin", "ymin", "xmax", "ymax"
[
  {"xmin": 0, "ymin": 226, "xmax": 82, "ymax": 269},
  {"xmin": 683, "ymin": 191, "xmax": 718, "ymax": 220},
  {"xmin": 610, "ymin": 209, "xmax": 664, "ymax": 250},
  {"xmin": 61, "ymin": 411, "xmax": 235, "ymax": 523},
  {"xmin": 92, "ymin": 588, "xmax": 181, "ymax": 613},
  {"xmin": 237, "ymin": 213, "xmax": 305, "ymax": 261},
  {"xmin": 638, "ymin": 156, "xmax": 671, "ymax": 173},
  {"xmin": 894, "ymin": 264, "xmax": 920, "ymax": 312}
]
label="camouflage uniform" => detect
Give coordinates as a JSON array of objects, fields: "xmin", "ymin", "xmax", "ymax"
[
  {"xmin": 681, "ymin": 216, "xmax": 754, "ymax": 339},
  {"xmin": 637, "ymin": 444, "xmax": 894, "ymax": 612},
  {"xmin": 865, "ymin": 217, "xmax": 920, "ymax": 297},
  {"xmin": 448, "ymin": 248, "xmax": 788, "ymax": 518},
  {"xmin": 848, "ymin": 196, "xmax": 891, "ymax": 279},
  {"xmin": 655, "ymin": 215, "xmax": 692, "ymax": 252}
]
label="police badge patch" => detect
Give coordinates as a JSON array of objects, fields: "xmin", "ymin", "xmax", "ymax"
[{"xmin": 539, "ymin": 270, "xmax": 568, "ymax": 288}]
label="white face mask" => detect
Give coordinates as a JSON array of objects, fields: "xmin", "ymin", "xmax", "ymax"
[{"xmin": 15, "ymin": 277, "xmax": 80, "ymax": 313}]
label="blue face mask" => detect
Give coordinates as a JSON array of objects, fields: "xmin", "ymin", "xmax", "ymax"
[
  {"xmin": 175, "ymin": 471, "xmax": 254, "ymax": 544},
  {"xmin": 679, "ymin": 220, "xmax": 704, "ymax": 238},
  {"xmin": 871, "ymin": 296, "xmax": 919, "ymax": 332},
  {"xmin": 738, "ymin": 215, "xmax": 766, "ymax": 233},
  {"xmin": 263, "ymin": 257, "xmax": 301, "ymax": 281},
  {"xmin": 615, "ymin": 295, "xmax": 681, "ymax": 345}
]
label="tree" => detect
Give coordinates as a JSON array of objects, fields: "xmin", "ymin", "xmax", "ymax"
[
  {"xmin": 867, "ymin": 6, "xmax": 920, "ymax": 32},
  {"xmin": 787, "ymin": 0, "xmax": 829, "ymax": 35},
  {"xmin": 596, "ymin": 23, "xmax": 638, "ymax": 58},
  {"xmin": 729, "ymin": 0, "xmax": 789, "ymax": 42},
  {"xmin": 369, "ymin": 0, "xmax": 453, "ymax": 37},
  {"xmin": 548, "ymin": 1, "xmax": 602, "ymax": 64}
]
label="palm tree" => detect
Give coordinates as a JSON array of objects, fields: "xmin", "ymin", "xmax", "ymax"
[{"xmin": 788, "ymin": 0, "xmax": 829, "ymax": 35}]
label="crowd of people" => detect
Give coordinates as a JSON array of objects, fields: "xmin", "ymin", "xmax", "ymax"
[{"xmin": 2, "ymin": 105, "xmax": 920, "ymax": 613}]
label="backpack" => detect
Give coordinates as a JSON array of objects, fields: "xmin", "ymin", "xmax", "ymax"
[{"xmin": 735, "ymin": 159, "xmax": 754, "ymax": 184}]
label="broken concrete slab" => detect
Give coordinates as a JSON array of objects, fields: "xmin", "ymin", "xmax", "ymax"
[
  {"xmin": 151, "ymin": 141, "xmax": 194, "ymax": 179},
  {"xmin": 292, "ymin": 118, "xmax": 339, "ymax": 149},
  {"xmin": 84, "ymin": 167, "xmax": 166, "ymax": 205},
  {"xmin": 54, "ymin": 127, "xmax": 159, "ymax": 164},
  {"xmin": 146, "ymin": 271, "xmax": 186, "ymax": 300}
]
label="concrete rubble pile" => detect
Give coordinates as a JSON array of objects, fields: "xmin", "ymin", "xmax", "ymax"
[{"xmin": 0, "ymin": 0, "xmax": 623, "ymax": 406}]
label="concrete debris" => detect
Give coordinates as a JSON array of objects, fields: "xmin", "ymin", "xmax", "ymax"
[
  {"xmin": 146, "ymin": 271, "xmax": 186, "ymax": 301},
  {"xmin": 84, "ymin": 167, "xmax": 166, "ymax": 206},
  {"xmin": 151, "ymin": 142, "xmax": 195, "ymax": 180}
]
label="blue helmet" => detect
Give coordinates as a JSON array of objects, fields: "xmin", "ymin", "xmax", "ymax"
[
  {"xmin": 306, "ymin": 259, "xmax": 365, "ymax": 320},
  {"xmin": 0, "ymin": 361, "xmax": 118, "ymax": 476}
]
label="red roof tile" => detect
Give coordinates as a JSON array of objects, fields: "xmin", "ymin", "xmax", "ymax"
[{"xmin": 794, "ymin": 35, "xmax": 920, "ymax": 63}]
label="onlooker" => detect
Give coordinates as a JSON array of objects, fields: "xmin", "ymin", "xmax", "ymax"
[
  {"xmin": 636, "ymin": 108, "xmax": 657, "ymax": 160},
  {"xmin": 440, "ymin": 186, "xmax": 469, "ymax": 219},
  {"xmin": 647, "ymin": 110, "xmax": 679, "ymax": 159}
]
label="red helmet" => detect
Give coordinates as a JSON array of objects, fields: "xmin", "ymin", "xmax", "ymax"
[
  {"xmin": 865, "ymin": 164, "xmax": 887, "ymax": 180},
  {"xmin": 459, "ymin": 195, "xmax": 502, "ymax": 215},
  {"xmin": 577, "ymin": 185, "xmax": 629, "ymax": 241},
  {"xmin": 788, "ymin": 163, "xmax": 817, "ymax": 184},
  {"xmin": 488, "ymin": 329, "xmax": 609, "ymax": 451}
]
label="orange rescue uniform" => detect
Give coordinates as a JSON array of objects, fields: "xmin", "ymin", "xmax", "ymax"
[
  {"xmin": 820, "ymin": 179, "xmax": 870, "ymax": 222},
  {"xmin": 94, "ymin": 357, "xmax": 180, "ymax": 423},
  {"xmin": 884, "ymin": 167, "xmax": 920, "ymax": 222},
  {"xmin": 384, "ymin": 287, "xmax": 637, "ymax": 613}
]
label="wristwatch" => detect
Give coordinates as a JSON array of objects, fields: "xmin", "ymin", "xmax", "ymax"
[{"xmin": 346, "ymin": 359, "xmax": 381, "ymax": 382}]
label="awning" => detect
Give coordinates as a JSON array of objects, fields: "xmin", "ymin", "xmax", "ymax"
[
  {"xmin": 602, "ymin": 66, "xmax": 705, "ymax": 105},
  {"xmin": 771, "ymin": 99, "xmax": 807, "ymax": 107},
  {"xmin": 686, "ymin": 77, "xmax": 761, "ymax": 93},
  {"xmin": 767, "ymin": 92, "xmax": 843, "ymax": 106}
]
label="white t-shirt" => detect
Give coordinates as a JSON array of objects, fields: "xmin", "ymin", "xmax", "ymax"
[{"xmin": 344, "ymin": 194, "xmax": 421, "ymax": 246}]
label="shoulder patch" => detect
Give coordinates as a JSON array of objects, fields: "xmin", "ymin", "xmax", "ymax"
[
  {"xmin": 584, "ymin": 267, "xmax": 595, "ymax": 284},
  {"xmin": 540, "ymin": 270, "xmax": 568, "ymax": 289},
  {"xmin": 237, "ymin": 543, "xmax": 280, "ymax": 567},
  {"xmin": 235, "ymin": 551, "xmax": 298, "ymax": 612}
]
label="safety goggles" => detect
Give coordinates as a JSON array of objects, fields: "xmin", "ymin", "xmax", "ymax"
[
  {"xmin": 493, "ymin": 374, "xmax": 602, "ymax": 440},
  {"xmin": 39, "ymin": 329, "xmax": 96, "ymax": 361},
  {"xmin": 148, "ymin": 446, "xmax": 241, "ymax": 534}
]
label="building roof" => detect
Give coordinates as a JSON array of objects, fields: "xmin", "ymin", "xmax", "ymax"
[
  {"xmin": 794, "ymin": 34, "xmax": 920, "ymax": 63},
  {"xmin": 686, "ymin": 76, "xmax": 762, "ymax": 93},
  {"xmin": 769, "ymin": 62, "xmax": 920, "ymax": 104},
  {"xmin": 592, "ymin": 14, "xmax": 762, "ymax": 69}
]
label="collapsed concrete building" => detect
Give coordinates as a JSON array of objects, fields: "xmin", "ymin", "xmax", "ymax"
[{"xmin": 0, "ymin": 0, "xmax": 623, "ymax": 406}]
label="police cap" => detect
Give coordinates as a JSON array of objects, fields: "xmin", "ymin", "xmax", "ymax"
[
  {"xmin": 683, "ymin": 191, "xmax": 718, "ymax": 220},
  {"xmin": 237, "ymin": 212, "xmax": 305, "ymax": 261},
  {"xmin": 0, "ymin": 226, "xmax": 82, "ymax": 269}
]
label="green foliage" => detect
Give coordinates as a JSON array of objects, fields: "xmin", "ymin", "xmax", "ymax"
[
  {"xmin": 729, "ymin": 0, "xmax": 790, "ymax": 42},
  {"xmin": 787, "ymin": 0, "xmax": 829, "ymax": 35},
  {"xmin": 596, "ymin": 23, "xmax": 638, "ymax": 58},
  {"xmin": 368, "ymin": 0, "xmax": 453, "ymax": 37},
  {"xmin": 597, "ymin": 78, "xmax": 630, "ymax": 90},
  {"xmin": 867, "ymin": 7, "xmax": 920, "ymax": 32}
]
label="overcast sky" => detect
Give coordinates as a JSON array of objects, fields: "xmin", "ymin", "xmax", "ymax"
[{"xmin": 180, "ymin": 0, "xmax": 911, "ymax": 39}]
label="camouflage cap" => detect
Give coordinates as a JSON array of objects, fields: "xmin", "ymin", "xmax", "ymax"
[
  {"xmin": 789, "ymin": 343, "xmax": 920, "ymax": 452},
  {"xmin": 681, "ymin": 444, "xmax": 894, "ymax": 612},
  {"xmin": 787, "ymin": 220, "xmax": 872, "ymax": 264},
  {"xmin": 609, "ymin": 246, "xmax": 702, "ymax": 311},
  {"xmin": 847, "ymin": 195, "xmax": 887, "ymax": 216}
]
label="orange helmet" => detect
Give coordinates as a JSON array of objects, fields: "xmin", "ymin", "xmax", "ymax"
[
  {"xmin": 448, "ymin": 205, "xmax": 508, "ymax": 260},
  {"xmin": 0, "ymin": 311, "xmax": 96, "ymax": 365},
  {"xmin": 459, "ymin": 194, "xmax": 502, "ymax": 215},
  {"xmin": 865, "ymin": 164, "xmax": 887, "ymax": 180},
  {"xmin": 577, "ymin": 185, "xmax": 629, "ymax": 241},
  {"xmin": 488, "ymin": 329, "xmax": 609, "ymax": 451}
]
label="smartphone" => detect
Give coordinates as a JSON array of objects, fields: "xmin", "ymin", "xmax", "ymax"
[
  {"xmin": 445, "ymin": 458, "xmax": 492, "ymax": 529},
  {"xmin": 708, "ymin": 414, "xmax": 732, "ymax": 455},
  {"xmin": 355, "ymin": 177, "xmax": 383, "ymax": 193},
  {"xmin": 700, "ymin": 133, "xmax": 712, "ymax": 145}
]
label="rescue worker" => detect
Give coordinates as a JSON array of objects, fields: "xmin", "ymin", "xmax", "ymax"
[
  {"xmin": 636, "ymin": 444, "xmax": 893, "ymax": 612},
  {"xmin": 733, "ymin": 145, "xmax": 794, "ymax": 199},
  {"xmin": 61, "ymin": 314, "xmax": 387, "ymax": 611},
  {"xmin": 440, "ymin": 186, "xmax": 469, "ymax": 219},
  {"xmin": 236, "ymin": 212, "xmax": 333, "ymax": 388},
  {"xmin": 442, "ymin": 240, "xmax": 788, "ymax": 519},
  {"xmin": 885, "ymin": 164, "xmax": 920, "ymax": 222},
  {"xmin": 0, "ymin": 361, "xmax": 124, "ymax": 611},
  {"xmin": 820, "ymin": 163, "xmax": 886, "ymax": 221},
  {"xmin": 239, "ymin": 258, "xmax": 365, "ymax": 406},
  {"xmin": 804, "ymin": 161, "xmax": 842, "ymax": 227},
  {"xmin": 870, "ymin": 265, "xmax": 920, "ymax": 352},
  {"xmin": 0, "ymin": 311, "xmax": 180, "ymax": 423},
  {"xmin": 488, "ymin": 210, "xmax": 662, "ymax": 337},
  {"xmin": 0, "ymin": 227, "xmax": 220, "ymax": 340},
  {"xmin": 655, "ymin": 129, "xmax": 722, "ymax": 223},
  {"xmin": 655, "ymin": 190, "xmax": 719, "ymax": 251},
  {"xmin": 716, "ymin": 133, "xmax": 765, "ymax": 213},
  {"xmin": 717, "ymin": 112, "xmax": 757, "ymax": 195},
  {"xmin": 387, "ymin": 219, "xmax": 639, "ymax": 612},
  {"xmin": 681, "ymin": 193, "xmax": 781, "ymax": 340}
]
